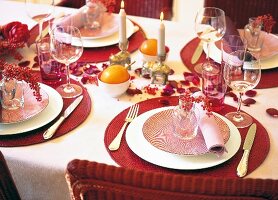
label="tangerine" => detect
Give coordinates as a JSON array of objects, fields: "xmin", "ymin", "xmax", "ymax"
[
  {"xmin": 100, "ymin": 65, "xmax": 130, "ymax": 84},
  {"xmin": 140, "ymin": 39, "xmax": 157, "ymax": 56}
]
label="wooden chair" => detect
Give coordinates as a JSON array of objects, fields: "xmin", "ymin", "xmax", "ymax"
[
  {"xmin": 65, "ymin": 159, "xmax": 278, "ymax": 200},
  {"xmin": 0, "ymin": 151, "xmax": 21, "ymax": 200},
  {"xmin": 56, "ymin": 0, "xmax": 173, "ymax": 20},
  {"xmin": 204, "ymin": 0, "xmax": 278, "ymax": 33}
]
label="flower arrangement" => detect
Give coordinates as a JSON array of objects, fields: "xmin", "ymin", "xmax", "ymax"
[
  {"xmin": 253, "ymin": 14, "xmax": 276, "ymax": 33},
  {"xmin": 88, "ymin": 0, "xmax": 116, "ymax": 13},
  {"xmin": 0, "ymin": 60, "xmax": 41, "ymax": 101},
  {"xmin": 0, "ymin": 21, "xmax": 30, "ymax": 61}
]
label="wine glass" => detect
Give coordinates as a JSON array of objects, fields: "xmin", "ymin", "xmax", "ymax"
[
  {"xmin": 194, "ymin": 7, "xmax": 226, "ymax": 74},
  {"xmin": 223, "ymin": 50, "xmax": 261, "ymax": 128},
  {"xmin": 25, "ymin": 0, "xmax": 54, "ymax": 39},
  {"xmin": 50, "ymin": 26, "xmax": 84, "ymax": 98}
]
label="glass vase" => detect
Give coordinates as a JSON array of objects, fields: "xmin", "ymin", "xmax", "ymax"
[
  {"xmin": 0, "ymin": 77, "xmax": 24, "ymax": 110},
  {"xmin": 244, "ymin": 17, "xmax": 265, "ymax": 52},
  {"xmin": 83, "ymin": 0, "xmax": 106, "ymax": 30},
  {"xmin": 172, "ymin": 95, "xmax": 200, "ymax": 140}
]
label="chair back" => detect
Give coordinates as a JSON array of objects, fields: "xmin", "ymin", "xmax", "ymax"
[
  {"xmin": 56, "ymin": 0, "xmax": 173, "ymax": 20},
  {"xmin": 204, "ymin": 0, "xmax": 278, "ymax": 33},
  {"xmin": 0, "ymin": 151, "xmax": 21, "ymax": 200},
  {"xmin": 65, "ymin": 159, "xmax": 278, "ymax": 200}
]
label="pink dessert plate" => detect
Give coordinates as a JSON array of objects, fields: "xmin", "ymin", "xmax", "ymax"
[
  {"xmin": 0, "ymin": 85, "xmax": 49, "ymax": 124},
  {"xmin": 142, "ymin": 109, "xmax": 230, "ymax": 156}
]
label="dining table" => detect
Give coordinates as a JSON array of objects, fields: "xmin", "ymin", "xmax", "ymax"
[{"xmin": 0, "ymin": 1, "xmax": 278, "ymax": 200}]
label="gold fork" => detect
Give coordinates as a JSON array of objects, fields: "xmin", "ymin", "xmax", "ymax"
[{"xmin": 108, "ymin": 104, "xmax": 139, "ymax": 151}]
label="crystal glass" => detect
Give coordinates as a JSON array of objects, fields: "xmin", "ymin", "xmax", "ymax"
[
  {"xmin": 194, "ymin": 7, "xmax": 226, "ymax": 74},
  {"xmin": 25, "ymin": 0, "xmax": 54, "ymax": 40},
  {"xmin": 49, "ymin": 26, "xmax": 83, "ymax": 98},
  {"xmin": 223, "ymin": 50, "xmax": 261, "ymax": 128}
]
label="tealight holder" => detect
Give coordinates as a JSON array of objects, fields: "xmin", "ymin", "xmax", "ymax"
[
  {"xmin": 109, "ymin": 41, "xmax": 131, "ymax": 69},
  {"xmin": 143, "ymin": 54, "xmax": 170, "ymax": 85}
]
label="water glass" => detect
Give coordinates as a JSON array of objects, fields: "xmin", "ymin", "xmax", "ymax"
[
  {"xmin": 0, "ymin": 78, "xmax": 25, "ymax": 110},
  {"xmin": 202, "ymin": 62, "xmax": 227, "ymax": 112},
  {"xmin": 36, "ymin": 37, "xmax": 62, "ymax": 84}
]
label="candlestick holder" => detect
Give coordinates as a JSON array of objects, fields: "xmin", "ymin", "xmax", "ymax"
[
  {"xmin": 109, "ymin": 41, "xmax": 131, "ymax": 69},
  {"xmin": 142, "ymin": 54, "xmax": 170, "ymax": 85}
]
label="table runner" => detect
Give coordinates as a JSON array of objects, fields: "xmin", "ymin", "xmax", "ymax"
[
  {"xmin": 0, "ymin": 75, "xmax": 91, "ymax": 147},
  {"xmin": 180, "ymin": 37, "xmax": 278, "ymax": 89},
  {"xmin": 79, "ymin": 22, "xmax": 146, "ymax": 63},
  {"xmin": 104, "ymin": 96, "xmax": 270, "ymax": 178}
]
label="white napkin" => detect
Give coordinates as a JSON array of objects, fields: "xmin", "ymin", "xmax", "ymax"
[{"xmin": 194, "ymin": 92, "xmax": 228, "ymax": 157}]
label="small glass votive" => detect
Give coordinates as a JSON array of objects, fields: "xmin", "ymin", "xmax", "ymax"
[
  {"xmin": 202, "ymin": 62, "xmax": 227, "ymax": 112},
  {"xmin": 172, "ymin": 95, "xmax": 200, "ymax": 140},
  {"xmin": 0, "ymin": 78, "xmax": 25, "ymax": 110},
  {"xmin": 36, "ymin": 37, "xmax": 62, "ymax": 84},
  {"xmin": 244, "ymin": 17, "xmax": 265, "ymax": 52}
]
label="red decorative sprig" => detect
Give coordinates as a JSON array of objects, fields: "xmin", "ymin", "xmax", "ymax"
[
  {"xmin": 1, "ymin": 60, "xmax": 41, "ymax": 101},
  {"xmin": 179, "ymin": 90, "xmax": 212, "ymax": 114},
  {"xmin": 255, "ymin": 14, "xmax": 276, "ymax": 33}
]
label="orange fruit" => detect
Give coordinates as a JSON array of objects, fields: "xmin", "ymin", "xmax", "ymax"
[
  {"xmin": 100, "ymin": 65, "xmax": 130, "ymax": 84},
  {"xmin": 140, "ymin": 39, "xmax": 157, "ymax": 56}
]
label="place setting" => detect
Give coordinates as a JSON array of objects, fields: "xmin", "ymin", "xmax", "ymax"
[{"xmin": 180, "ymin": 11, "xmax": 278, "ymax": 89}]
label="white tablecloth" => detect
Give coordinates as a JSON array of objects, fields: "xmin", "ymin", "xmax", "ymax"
[{"xmin": 1, "ymin": 1, "xmax": 278, "ymax": 200}]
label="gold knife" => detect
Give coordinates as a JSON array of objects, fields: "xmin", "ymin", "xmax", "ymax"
[
  {"xmin": 191, "ymin": 40, "xmax": 203, "ymax": 64},
  {"xmin": 43, "ymin": 95, "xmax": 83, "ymax": 140},
  {"xmin": 236, "ymin": 123, "xmax": 257, "ymax": 177}
]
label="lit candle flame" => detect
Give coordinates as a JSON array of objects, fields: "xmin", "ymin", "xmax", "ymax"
[
  {"xmin": 121, "ymin": 0, "xmax": 125, "ymax": 9},
  {"xmin": 160, "ymin": 12, "xmax": 164, "ymax": 21}
]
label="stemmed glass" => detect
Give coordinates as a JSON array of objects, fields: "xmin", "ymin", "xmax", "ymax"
[
  {"xmin": 194, "ymin": 7, "xmax": 226, "ymax": 74},
  {"xmin": 25, "ymin": 0, "xmax": 54, "ymax": 39},
  {"xmin": 50, "ymin": 26, "xmax": 84, "ymax": 98},
  {"xmin": 223, "ymin": 50, "xmax": 261, "ymax": 128}
]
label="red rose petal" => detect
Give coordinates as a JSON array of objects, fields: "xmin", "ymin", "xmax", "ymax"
[
  {"xmin": 33, "ymin": 56, "xmax": 39, "ymax": 63},
  {"xmin": 188, "ymin": 87, "xmax": 201, "ymax": 93},
  {"xmin": 126, "ymin": 88, "xmax": 142, "ymax": 96},
  {"xmin": 134, "ymin": 68, "xmax": 142, "ymax": 76},
  {"xmin": 169, "ymin": 69, "xmax": 175, "ymax": 75},
  {"xmin": 168, "ymin": 80, "xmax": 178, "ymax": 88},
  {"xmin": 192, "ymin": 76, "xmax": 200, "ymax": 86},
  {"xmin": 32, "ymin": 62, "xmax": 39, "ymax": 68},
  {"xmin": 266, "ymin": 108, "xmax": 278, "ymax": 117},
  {"xmin": 18, "ymin": 60, "xmax": 30, "ymax": 67},
  {"xmin": 245, "ymin": 90, "xmax": 257, "ymax": 97},
  {"xmin": 180, "ymin": 80, "xmax": 190, "ymax": 86},
  {"xmin": 242, "ymin": 98, "xmax": 256, "ymax": 106}
]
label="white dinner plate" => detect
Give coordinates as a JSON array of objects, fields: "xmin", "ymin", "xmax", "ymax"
[
  {"xmin": 0, "ymin": 83, "xmax": 63, "ymax": 135},
  {"xmin": 204, "ymin": 33, "xmax": 278, "ymax": 70},
  {"xmin": 81, "ymin": 18, "xmax": 135, "ymax": 48},
  {"xmin": 126, "ymin": 107, "xmax": 241, "ymax": 170}
]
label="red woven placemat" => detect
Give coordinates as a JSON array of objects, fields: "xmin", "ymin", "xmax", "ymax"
[
  {"xmin": 79, "ymin": 22, "xmax": 146, "ymax": 63},
  {"xmin": 0, "ymin": 74, "xmax": 91, "ymax": 147},
  {"xmin": 180, "ymin": 37, "xmax": 278, "ymax": 89},
  {"xmin": 104, "ymin": 96, "xmax": 270, "ymax": 178}
]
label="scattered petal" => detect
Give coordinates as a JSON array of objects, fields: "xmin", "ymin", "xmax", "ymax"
[
  {"xmin": 226, "ymin": 91, "xmax": 237, "ymax": 98},
  {"xmin": 18, "ymin": 60, "xmax": 30, "ymax": 67},
  {"xmin": 188, "ymin": 87, "xmax": 201, "ymax": 93},
  {"xmin": 192, "ymin": 76, "xmax": 200, "ymax": 86},
  {"xmin": 126, "ymin": 88, "xmax": 142, "ymax": 96},
  {"xmin": 169, "ymin": 69, "xmax": 175, "ymax": 75},
  {"xmin": 33, "ymin": 56, "xmax": 39, "ymax": 63},
  {"xmin": 168, "ymin": 80, "xmax": 178, "ymax": 88},
  {"xmin": 32, "ymin": 62, "xmax": 39, "ymax": 68},
  {"xmin": 245, "ymin": 90, "xmax": 257, "ymax": 97},
  {"xmin": 242, "ymin": 98, "xmax": 256, "ymax": 106},
  {"xmin": 176, "ymin": 87, "xmax": 185, "ymax": 94},
  {"xmin": 134, "ymin": 68, "xmax": 142, "ymax": 76},
  {"xmin": 180, "ymin": 80, "xmax": 190, "ymax": 86},
  {"xmin": 266, "ymin": 108, "xmax": 278, "ymax": 117}
]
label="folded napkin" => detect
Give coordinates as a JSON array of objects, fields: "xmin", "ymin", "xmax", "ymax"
[{"xmin": 194, "ymin": 92, "xmax": 227, "ymax": 157}]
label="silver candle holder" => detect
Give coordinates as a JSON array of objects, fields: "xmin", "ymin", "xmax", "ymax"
[
  {"xmin": 109, "ymin": 41, "xmax": 131, "ymax": 69},
  {"xmin": 143, "ymin": 54, "xmax": 170, "ymax": 85}
]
